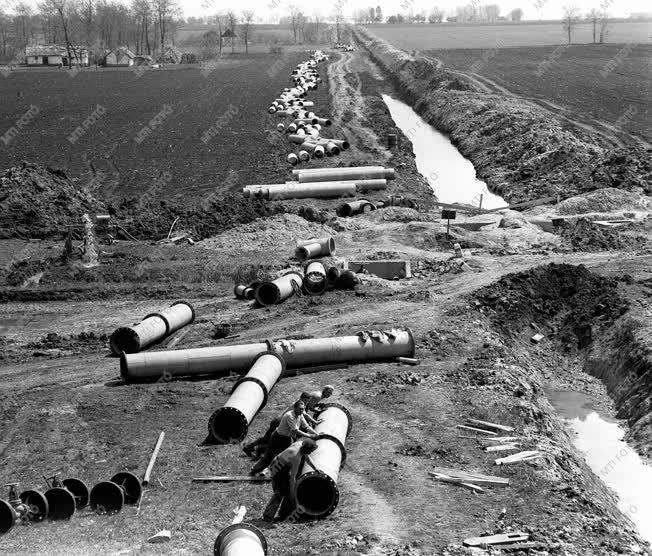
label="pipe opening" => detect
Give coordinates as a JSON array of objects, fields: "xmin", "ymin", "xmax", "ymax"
[
  {"xmin": 209, "ymin": 407, "xmax": 248, "ymax": 444},
  {"xmin": 110, "ymin": 327, "xmax": 141, "ymax": 354},
  {"xmin": 89, "ymin": 481, "xmax": 124, "ymax": 514},
  {"xmin": 0, "ymin": 500, "xmax": 16, "ymax": 534},
  {"xmin": 304, "ymin": 274, "xmax": 327, "ymax": 295},
  {"xmin": 295, "ymin": 473, "xmax": 338, "ymax": 518},
  {"xmin": 295, "ymin": 246, "xmax": 311, "ymax": 261},
  {"xmin": 256, "ymin": 282, "xmax": 281, "ymax": 306},
  {"xmin": 45, "ymin": 488, "xmax": 76, "ymax": 520}
]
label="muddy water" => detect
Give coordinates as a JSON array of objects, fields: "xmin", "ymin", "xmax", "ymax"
[
  {"xmin": 382, "ymin": 95, "xmax": 507, "ymax": 209},
  {"xmin": 547, "ymin": 388, "xmax": 652, "ymax": 544}
]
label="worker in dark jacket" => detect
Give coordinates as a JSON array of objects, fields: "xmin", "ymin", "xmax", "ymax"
[
  {"xmin": 250, "ymin": 400, "xmax": 317, "ymax": 475},
  {"xmin": 262, "ymin": 438, "xmax": 317, "ymax": 521}
]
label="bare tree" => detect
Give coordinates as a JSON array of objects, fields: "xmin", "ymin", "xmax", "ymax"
[
  {"xmin": 289, "ymin": 5, "xmax": 301, "ymax": 43},
  {"xmin": 598, "ymin": 10, "xmax": 610, "ymax": 43},
  {"xmin": 226, "ymin": 10, "xmax": 237, "ymax": 53},
  {"xmin": 78, "ymin": 0, "xmax": 94, "ymax": 48},
  {"xmin": 241, "ymin": 9, "xmax": 253, "ymax": 54},
  {"xmin": 152, "ymin": 0, "xmax": 179, "ymax": 53},
  {"xmin": 41, "ymin": 0, "xmax": 77, "ymax": 67},
  {"xmin": 562, "ymin": 5, "xmax": 580, "ymax": 44},
  {"xmin": 428, "ymin": 7, "xmax": 444, "ymax": 23},
  {"xmin": 0, "ymin": 10, "xmax": 11, "ymax": 56},
  {"xmin": 312, "ymin": 9, "xmax": 321, "ymax": 41},
  {"xmin": 15, "ymin": 3, "xmax": 33, "ymax": 48},
  {"xmin": 333, "ymin": 9, "xmax": 343, "ymax": 43},
  {"xmin": 484, "ymin": 4, "xmax": 500, "ymax": 22},
  {"xmin": 586, "ymin": 8, "xmax": 599, "ymax": 43}
]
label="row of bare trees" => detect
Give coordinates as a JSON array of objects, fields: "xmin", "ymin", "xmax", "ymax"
[
  {"xmin": 563, "ymin": 6, "xmax": 611, "ymax": 43},
  {"xmin": 0, "ymin": 0, "xmax": 181, "ymax": 62},
  {"xmin": 381, "ymin": 5, "xmax": 522, "ymax": 24}
]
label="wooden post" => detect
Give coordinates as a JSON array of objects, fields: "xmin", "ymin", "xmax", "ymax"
[{"xmin": 143, "ymin": 431, "xmax": 165, "ymax": 486}]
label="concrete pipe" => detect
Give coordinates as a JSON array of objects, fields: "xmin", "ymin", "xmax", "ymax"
[
  {"xmin": 234, "ymin": 284, "xmax": 247, "ymax": 299},
  {"xmin": 276, "ymin": 124, "xmax": 285, "ymax": 132},
  {"xmin": 298, "ymin": 150, "xmax": 311, "ymax": 163},
  {"xmin": 265, "ymin": 182, "xmax": 356, "ymax": 201},
  {"xmin": 337, "ymin": 200, "xmax": 376, "ymax": 217},
  {"xmin": 325, "ymin": 143, "xmax": 340, "ymax": 156},
  {"xmin": 288, "ymin": 134, "xmax": 311, "ymax": 144},
  {"xmin": 293, "ymin": 167, "xmax": 396, "ymax": 183},
  {"xmin": 267, "ymin": 106, "xmax": 276, "ymax": 114},
  {"xmin": 121, "ymin": 329, "xmax": 415, "ymax": 382},
  {"xmin": 214, "ymin": 523, "xmax": 267, "ymax": 556},
  {"xmin": 294, "ymin": 403, "xmax": 352, "ymax": 519},
  {"xmin": 329, "ymin": 139, "xmax": 350, "ymax": 151},
  {"xmin": 303, "ymin": 262, "xmax": 328, "ymax": 296},
  {"xmin": 255, "ymin": 271, "xmax": 304, "ymax": 307},
  {"xmin": 295, "ymin": 237, "xmax": 335, "ymax": 260},
  {"xmin": 208, "ymin": 352, "xmax": 285, "ymax": 443},
  {"xmin": 287, "ymin": 154, "xmax": 299, "ymax": 166},
  {"xmin": 355, "ymin": 179, "xmax": 387, "ymax": 192},
  {"xmin": 242, "ymin": 283, "xmax": 259, "ymax": 300},
  {"xmin": 110, "ymin": 301, "xmax": 195, "ymax": 355},
  {"xmin": 326, "ymin": 267, "xmax": 340, "ymax": 288},
  {"xmin": 316, "ymin": 118, "xmax": 332, "ymax": 126}
]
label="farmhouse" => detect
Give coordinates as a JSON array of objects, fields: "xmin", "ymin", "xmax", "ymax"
[
  {"xmin": 102, "ymin": 47, "xmax": 136, "ymax": 67},
  {"xmin": 25, "ymin": 45, "xmax": 89, "ymax": 66}
]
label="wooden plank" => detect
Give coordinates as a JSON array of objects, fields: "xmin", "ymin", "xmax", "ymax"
[
  {"xmin": 495, "ymin": 450, "xmax": 542, "ymax": 466},
  {"xmin": 430, "ymin": 470, "xmax": 509, "ymax": 487},
  {"xmin": 485, "ymin": 444, "xmax": 519, "ymax": 453},
  {"xmin": 477, "ymin": 436, "xmax": 520, "ymax": 444},
  {"xmin": 466, "ymin": 419, "xmax": 515, "ymax": 433},
  {"xmin": 457, "ymin": 425, "xmax": 497, "ymax": 435},
  {"xmin": 430, "ymin": 474, "xmax": 485, "ymax": 494},
  {"xmin": 464, "ymin": 532, "xmax": 529, "ymax": 547},
  {"xmin": 191, "ymin": 476, "xmax": 271, "ymax": 483}
]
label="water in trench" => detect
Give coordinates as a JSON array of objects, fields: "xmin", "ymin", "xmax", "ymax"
[
  {"xmin": 382, "ymin": 95, "xmax": 507, "ymax": 209},
  {"xmin": 547, "ymin": 388, "xmax": 652, "ymax": 544}
]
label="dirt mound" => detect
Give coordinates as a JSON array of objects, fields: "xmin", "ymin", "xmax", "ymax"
[
  {"xmin": 474, "ymin": 263, "xmax": 628, "ymax": 349},
  {"xmin": 556, "ymin": 187, "xmax": 650, "ymax": 215},
  {"xmin": 199, "ymin": 213, "xmax": 337, "ymax": 252},
  {"xmin": 558, "ymin": 218, "xmax": 648, "ymax": 251},
  {"xmin": 0, "ymin": 162, "xmax": 105, "ymax": 239}
]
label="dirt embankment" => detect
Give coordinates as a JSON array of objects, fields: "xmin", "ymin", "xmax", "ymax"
[
  {"xmin": 474, "ymin": 263, "xmax": 652, "ymax": 463},
  {"xmin": 352, "ymin": 26, "xmax": 651, "ymax": 205}
]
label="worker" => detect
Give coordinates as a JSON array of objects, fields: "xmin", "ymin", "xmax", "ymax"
[
  {"xmin": 306, "ymin": 385, "xmax": 334, "ymax": 413},
  {"xmin": 242, "ymin": 393, "xmax": 320, "ymax": 459},
  {"xmin": 262, "ymin": 438, "xmax": 317, "ymax": 522},
  {"xmin": 250, "ymin": 400, "xmax": 317, "ymax": 475}
]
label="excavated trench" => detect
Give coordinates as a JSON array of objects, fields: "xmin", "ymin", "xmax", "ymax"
[{"xmin": 474, "ymin": 263, "xmax": 652, "ymax": 543}]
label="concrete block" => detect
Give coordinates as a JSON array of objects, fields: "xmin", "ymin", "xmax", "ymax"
[{"xmin": 348, "ymin": 260, "xmax": 411, "ymax": 280}]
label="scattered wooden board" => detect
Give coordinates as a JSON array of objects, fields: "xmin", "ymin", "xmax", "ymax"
[
  {"xmin": 463, "ymin": 532, "xmax": 529, "ymax": 547},
  {"xmin": 495, "ymin": 450, "xmax": 542, "ymax": 466},
  {"xmin": 467, "ymin": 419, "xmax": 515, "ymax": 433},
  {"xmin": 457, "ymin": 425, "xmax": 497, "ymax": 435},
  {"xmin": 477, "ymin": 436, "xmax": 521, "ymax": 444},
  {"xmin": 430, "ymin": 469, "xmax": 509, "ymax": 488},
  {"xmin": 429, "ymin": 473, "xmax": 485, "ymax": 494},
  {"xmin": 191, "ymin": 476, "xmax": 271, "ymax": 483},
  {"xmin": 485, "ymin": 444, "xmax": 519, "ymax": 453}
]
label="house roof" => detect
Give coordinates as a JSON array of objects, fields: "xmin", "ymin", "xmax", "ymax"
[
  {"xmin": 105, "ymin": 46, "xmax": 137, "ymax": 59},
  {"xmin": 25, "ymin": 45, "xmax": 88, "ymax": 56}
]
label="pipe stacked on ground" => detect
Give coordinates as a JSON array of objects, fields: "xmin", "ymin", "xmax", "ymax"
[
  {"xmin": 337, "ymin": 199, "xmax": 377, "ymax": 217},
  {"xmin": 294, "ymin": 403, "xmax": 352, "ymax": 519},
  {"xmin": 292, "ymin": 166, "xmax": 396, "ymax": 183},
  {"xmin": 303, "ymin": 262, "xmax": 328, "ymax": 295},
  {"xmin": 109, "ymin": 301, "xmax": 195, "ymax": 354},
  {"xmin": 242, "ymin": 179, "xmax": 386, "ymax": 201},
  {"xmin": 295, "ymin": 237, "xmax": 335, "ymax": 261},
  {"xmin": 214, "ymin": 523, "xmax": 267, "ymax": 556},
  {"xmin": 208, "ymin": 352, "xmax": 285, "ymax": 443},
  {"xmin": 120, "ymin": 328, "xmax": 415, "ymax": 382},
  {"xmin": 255, "ymin": 271, "xmax": 303, "ymax": 307}
]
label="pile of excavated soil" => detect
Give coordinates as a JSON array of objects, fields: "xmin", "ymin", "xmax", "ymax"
[
  {"xmin": 474, "ymin": 263, "xmax": 628, "ymax": 349},
  {"xmin": 556, "ymin": 187, "xmax": 650, "ymax": 215},
  {"xmin": 199, "ymin": 213, "xmax": 338, "ymax": 253},
  {"xmin": 557, "ymin": 218, "xmax": 648, "ymax": 251},
  {"xmin": 0, "ymin": 162, "xmax": 105, "ymax": 239},
  {"xmin": 354, "ymin": 27, "xmax": 652, "ymax": 204}
]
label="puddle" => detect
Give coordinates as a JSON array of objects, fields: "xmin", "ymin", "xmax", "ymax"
[
  {"xmin": 382, "ymin": 95, "xmax": 506, "ymax": 209},
  {"xmin": 548, "ymin": 388, "xmax": 652, "ymax": 544}
]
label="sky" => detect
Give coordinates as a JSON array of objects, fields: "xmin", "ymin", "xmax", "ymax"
[{"xmin": 4, "ymin": 0, "xmax": 650, "ymax": 22}]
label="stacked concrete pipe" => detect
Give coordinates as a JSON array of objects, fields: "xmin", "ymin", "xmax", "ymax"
[
  {"xmin": 242, "ymin": 179, "xmax": 386, "ymax": 201},
  {"xmin": 294, "ymin": 403, "xmax": 352, "ymax": 519},
  {"xmin": 295, "ymin": 237, "xmax": 335, "ymax": 261},
  {"xmin": 293, "ymin": 166, "xmax": 396, "ymax": 183},
  {"xmin": 303, "ymin": 262, "xmax": 328, "ymax": 296},
  {"xmin": 214, "ymin": 523, "xmax": 267, "ymax": 556},
  {"xmin": 208, "ymin": 352, "xmax": 285, "ymax": 443},
  {"xmin": 120, "ymin": 328, "xmax": 415, "ymax": 382},
  {"xmin": 109, "ymin": 301, "xmax": 195, "ymax": 354}
]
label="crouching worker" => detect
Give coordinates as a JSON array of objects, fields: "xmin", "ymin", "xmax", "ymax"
[{"xmin": 262, "ymin": 438, "xmax": 317, "ymax": 522}]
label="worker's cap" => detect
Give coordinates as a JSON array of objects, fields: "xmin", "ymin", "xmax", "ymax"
[{"xmin": 300, "ymin": 391, "xmax": 311, "ymax": 400}]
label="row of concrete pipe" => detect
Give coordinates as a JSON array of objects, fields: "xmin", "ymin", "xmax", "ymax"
[{"xmin": 109, "ymin": 301, "xmax": 195, "ymax": 354}]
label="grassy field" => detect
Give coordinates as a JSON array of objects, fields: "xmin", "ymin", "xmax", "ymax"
[
  {"xmin": 0, "ymin": 52, "xmax": 330, "ymax": 202},
  {"xmin": 366, "ymin": 21, "xmax": 652, "ymax": 49},
  {"xmin": 428, "ymin": 43, "xmax": 652, "ymax": 141}
]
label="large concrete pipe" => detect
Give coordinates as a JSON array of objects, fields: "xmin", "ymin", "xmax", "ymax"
[
  {"xmin": 121, "ymin": 328, "xmax": 415, "ymax": 382},
  {"xmin": 293, "ymin": 166, "xmax": 395, "ymax": 183},
  {"xmin": 208, "ymin": 352, "xmax": 285, "ymax": 443},
  {"xmin": 337, "ymin": 200, "xmax": 376, "ymax": 217},
  {"xmin": 265, "ymin": 182, "xmax": 357, "ymax": 201},
  {"xmin": 110, "ymin": 301, "xmax": 195, "ymax": 355},
  {"xmin": 303, "ymin": 262, "xmax": 328, "ymax": 295},
  {"xmin": 295, "ymin": 237, "xmax": 335, "ymax": 260},
  {"xmin": 214, "ymin": 523, "xmax": 267, "ymax": 556},
  {"xmin": 294, "ymin": 403, "xmax": 352, "ymax": 519},
  {"xmin": 255, "ymin": 271, "xmax": 303, "ymax": 307}
]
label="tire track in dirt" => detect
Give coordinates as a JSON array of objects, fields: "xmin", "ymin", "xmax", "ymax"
[{"xmin": 328, "ymin": 52, "xmax": 391, "ymax": 162}]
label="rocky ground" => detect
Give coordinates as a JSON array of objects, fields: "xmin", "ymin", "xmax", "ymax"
[{"xmin": 0, "ymin": 36, "xmax": 650, "ymax": 555}]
